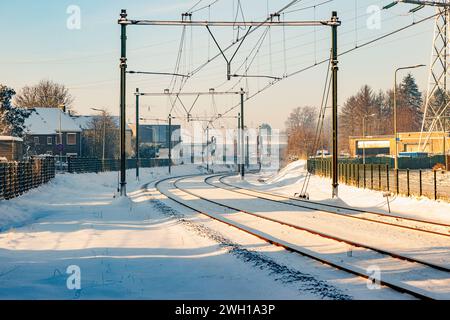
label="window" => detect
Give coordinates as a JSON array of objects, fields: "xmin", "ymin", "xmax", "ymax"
[
  {"xmin": 34, "ymin": 137, "xmax": 40, "ymax": 145},
  {"xmin": 67, "ymin": 133, "xmax": 77, "ymax": 145},
  {"xmin": 47, "ymin": 137, "xmax": 53, "ymax": 145}
]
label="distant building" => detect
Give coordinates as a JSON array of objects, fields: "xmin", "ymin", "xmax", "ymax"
[
  {"xmin": 129, "ymin": 124, "xmax": 181, "ymax": 149},
  {"xmin": 23, "ymin": 108, "xmax": 82, "ymax": 157},
  {"xmin": 349, "ymin": 131, "xmax": 450, "ymax": 157},
  {"xmin": 0, "ymin": 136, "xmax": 23, "ymax": 161}
]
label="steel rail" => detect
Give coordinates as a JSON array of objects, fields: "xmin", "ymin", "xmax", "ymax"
[
  {"xmin": 204, "ymin": 175, "xmax": 450, "ymax": 238},
  {"xmin": 153, "ymin": 174, "xmax": 436, "ymax": 300},
  {"xmin": 172, "ymin": 175, "xmax": 450, "ymax": 274},
  {"xmin": 217, "ymin": 174, "xmax": 450, "ymax": 229}
]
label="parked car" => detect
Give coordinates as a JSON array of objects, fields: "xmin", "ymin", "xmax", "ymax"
[{"xmin": 316, "ymin": 149, "xmax": 330, "ymax": 157}]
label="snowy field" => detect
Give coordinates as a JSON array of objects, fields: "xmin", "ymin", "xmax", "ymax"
[{"xmin": 1, "ymin": 161, "xmax": 449, "ymax": 299}]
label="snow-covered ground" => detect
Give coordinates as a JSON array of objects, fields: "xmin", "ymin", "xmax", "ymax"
[
  {"xmin": 0, "ymin": 163, "xmax": 413, "ymax": 300},
  {"xmin": 2, "ymin": 160, "xmax": 448, "ymax": 299},
  {"xmin": 234, "ymin": 160, "xmax": 450, "ymax": 225},
  {"xmin": 2, "ymin": 165, "xmax": 299, "ymax": 300}
]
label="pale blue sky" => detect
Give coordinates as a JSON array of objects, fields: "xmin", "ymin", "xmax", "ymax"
[{"xmin": 0, "ymin": 0, "xmax": 436, "ymax": 129}]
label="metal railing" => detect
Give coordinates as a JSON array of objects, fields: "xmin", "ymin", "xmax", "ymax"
[
  {"xmin": 0, "ymin": 157, "xmax": 55, "ymax": 200},
  {"xmin": 307, "ymin": 158, "xmax": 450, "ymax": 202}
]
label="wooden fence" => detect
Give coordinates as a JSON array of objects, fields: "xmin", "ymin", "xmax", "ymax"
[{"xmin": 0, "ymin": 157, "xmax": 55, "ymax": 200}]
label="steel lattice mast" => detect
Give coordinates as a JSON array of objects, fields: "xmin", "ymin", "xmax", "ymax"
[
  {"xmin": 419, "ymin": 0, "xmax": 450, "ymax": 152},
  {"xmin": 385, "ymin": 0, "xmax": 450, "ymax": 153}
]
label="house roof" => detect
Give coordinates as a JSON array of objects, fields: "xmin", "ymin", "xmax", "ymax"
[
  {"xmin": 24, "ymin": 108, "xmax": 82, "ymax": 135},
  {"xmin": 71, "ymin": 115, "xmax": 132, "ymax": 131}
]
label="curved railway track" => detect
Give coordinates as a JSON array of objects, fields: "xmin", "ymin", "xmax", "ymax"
[
  {"xmin": 211, "ymin": 174, "xmax": 450, "ymax": 237},
  {"xmin": 152, "ymin": 174, "xmax": 450, "ymax": 300}
]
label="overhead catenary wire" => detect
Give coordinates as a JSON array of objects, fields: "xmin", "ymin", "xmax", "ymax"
[
  {"xmin": 211, "ymin": 11, "xmax": 438, "ymax": 122},
  {"xmin": 159, "ymin": 0, "xmax": 303, "ymax": 120},
  {"xmin": 129, "ymin": 1, "xmax": 426, "ymax": 129}
]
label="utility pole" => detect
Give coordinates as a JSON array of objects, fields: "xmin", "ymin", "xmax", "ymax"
[
  {"xmin": 91, "ymin": 108, "xmax": 107, "ymax": 164},
  {"xmin": 119, "ymin": 9, "xmax": 128, "ymax": 196},
  {"xmin": 237, "ymin": 112, "xmax": 241, "ymax": 174},
  {"xmin": 206, "ymin": 124, "xmax": 209, "ymax": 172},
  {"xmin": 240, "ymin": 88, "xmax": 245, "ymax": 180},
  {"xmin": 59, "ymin": 104, "xmax": 64, "ymax": 172},
  {"xmin": 135, "ymin": 88, "xmax": 140, "ymax": 180},
  {"xmin": 257, "ymin": 125, "xmax": 262, "ymax": 171},
  {"xmin": 331, "ymin": 11, "xmax": 339, "ymax": 198},
  {"xmin": 102, "ymin": 113, "xmax": 106, "ymax": 161},
  {"xmin": 246, "ymin": 135, "xmax": 249, "ymax": 169},
  {"xmin": 168, "ymin": 114, "xmax": 172, "ymax": 175}
]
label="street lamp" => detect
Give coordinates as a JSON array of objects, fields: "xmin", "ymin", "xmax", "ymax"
[
  {"xmin": 394, "ymin": 64, "xmax": 425, "ymax": 170},
  {"xmin": 58, "ymin": 104, "xmax": 65, "ymax": 172},
  {"xmin": 91, "ymin": 108, "xmax": 107, "ymax": 161},
  {"xmin": 362, "ymin": 113, "xmax": 376, "ymax": 165}
]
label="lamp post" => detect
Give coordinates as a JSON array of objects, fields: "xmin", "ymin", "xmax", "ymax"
[
  {"xmin": 394, "ymin": 64, "xmax": 425, "ymax": 170},
  {"xmin": 168, "ymin": 114, "xmax": 172, "ymax": 175},
  {"xmin": 58, "ymin": 104, "xmax": 65, "ymax": 172},
  {"xmin": 91, "ymin": 108, "xmax": 107, "ymax": 161},
  {"xmin": 362, "ymin": 113, "xmax": 376, "ymax": 165},
  {"xmin": 135, "ymin": 88, "xmax": 140, "ymax": 180},
  {"xmin": 240, "ymin": 88, "xmax": 245, "ymax": 180},
  {"xmin": 237, "ymin": 113, "xmax": 240, "ymax": 174}
]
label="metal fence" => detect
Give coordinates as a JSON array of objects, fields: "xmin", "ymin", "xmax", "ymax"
[
  {"xmin": 307, "ymin": 158, "xmax": 450, "ymax": 202},
  {"xmin": 334, "ymin": 155, "xmax": 447, "ymax": 170},
  {"xmin": 68, "ymin": 157, "xmax": 171, "ymax": 174},
  {"xmin": 0, "ymin": 157, "xmax": 55, "ymax": 200}
]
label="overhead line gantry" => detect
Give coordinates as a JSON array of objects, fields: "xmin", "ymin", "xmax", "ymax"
[{"xmin": 118, "ymin": 9, "xmax": 341, "ymax": 198}]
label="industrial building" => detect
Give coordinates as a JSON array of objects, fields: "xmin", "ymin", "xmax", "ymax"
[{"xmin": 349, "ymin": 131, "xmax": 450, "ymax": 157}]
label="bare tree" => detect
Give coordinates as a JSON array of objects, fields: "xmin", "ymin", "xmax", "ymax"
[
  {"xmin": 285, "ymin": 106, "xmax": 318, "ymax": 159},
  {"xmin": 339, "ymin": 85, "xmax": 383, "ymax": 151},
  {"xmin": 83, "ymin": 112, "xmax": 119, "ymax": 159},
  {"xmin": 14, "ymin": 80, "xmax": 74, "ymax": 111}
]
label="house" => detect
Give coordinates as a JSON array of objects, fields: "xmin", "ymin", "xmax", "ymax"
[
  {"xmin": 23, "ymin": 108, "xmax": 82, "ymax": 157},
  {"xmin": 72, "ymin": 115, "xmax": 133, "ymax": 157},
  {"xmin": 0, "ymin": 136, "xmax": 23, "ymax": 161}
]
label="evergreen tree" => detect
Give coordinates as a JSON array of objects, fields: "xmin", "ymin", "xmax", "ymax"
[
  {"xmin": 399, "ymin": 73, "xmax": 423, "ymax": 131},
  {"xmin": 0, "ymin": 85, "xmax": 30, "ymax": 137}
]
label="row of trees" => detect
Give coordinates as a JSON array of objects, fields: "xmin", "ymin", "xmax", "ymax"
[
  {"xmin": 285, "ymin": 73, "xmax": 440, "ymax": 158},
  {"xmin": 1, "ymin": 80, "xmax": 75, "ymax": 138}
]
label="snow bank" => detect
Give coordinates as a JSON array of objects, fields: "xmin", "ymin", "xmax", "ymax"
[
  {"xmin": 239, "ymin": 160, "xmax": 450, "ymax": 225},
  {"xmin": 0, "ymin": 165, "xmax": 211, "ymax": 231}
]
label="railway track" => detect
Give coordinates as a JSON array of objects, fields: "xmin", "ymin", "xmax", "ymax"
[
  {"xmin": 152, "ymin": 174, "xmax": 450, "ymax": 300},
  {"xmin": 211, "ymin": 174, "xmax": 450, "ymax": 238}
]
